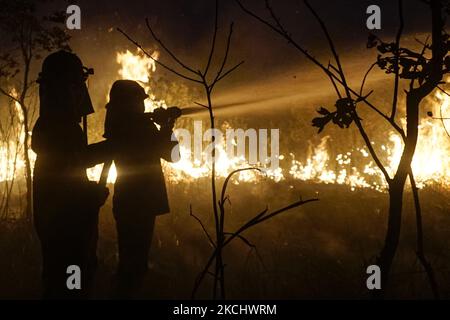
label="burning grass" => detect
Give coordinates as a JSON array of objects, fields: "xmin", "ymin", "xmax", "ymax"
[{"xmin": 2, "ymin": 49, "xmax": 450, "ymax": 193}]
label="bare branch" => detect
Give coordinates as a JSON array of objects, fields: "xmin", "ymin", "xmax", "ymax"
[
  {"xmin": 145, "ymin": 18, "xmax": 199, "ymax": 76},
  {"xmin": 192, "ymin": 250, "xmax": 216, "ymax": 299},
  {"xmin": 116, "ymin": 27, "xmax": 202, "ymax": 83},
  {"xmin": 436, "ymin": 85, "xmax": 450, "ymax": 96},
  {"xmin": 215, "ymin": 60, "xmax": 244, "ymax": 84},
  {"xmin": 237, "ymin": 0, "xmax": 330, "ymax": 75},
  {"xmin": 224, "ymin": 198, "xmax": 319, "ymax": 247},
  {"xmin": 265, "ymin": 0, "xmax": 290, "ymax": 37},
  {"xmin": 303, "ymin": 0, "xmax": 351, "ymax": 98},
  {"xmin": 248, "ymin": 198, "xmax": 318, "ymax": 227},
  {"xmin": 329, "ymin": 72, "xmax": 406, "ymax": 140},
  {"xmin": 415, "ymin": 0, "xmax": 446, "ymax": 96},
  {"xmin": 220, "ymin": 167, "xmax": 262, "ymax": 205},
  {"xmin": 192, "ymin": 197, "xmax": 318, "ymax": 298},
  {"xmin": 352, "ymin": 113, "xmax": 392, "ymax": 183},
  {"xmin": 190, "ymin": 205, "xmax": 216, "ymax": 248},
  {"xmin": 0, "ymin": 87, "xmax": 20, "ymax": 104},
  {"xmin": 436, "ymin": 86, "xmax": 450, "ymax": 138},
  {"xmin": 414, "ymin": 36, "xmax": 431, "ymax": 49},
  {"xmin": 193, "ymin": 101, "xmax": 209, "ymax": 109},
  {"xmin": 218, "ymin": 167, "xmax": 262, "ymax": 263},
  {"xmin": 408, "ymin": 169, "xmax": 439, "ymax": 299},
  {"xmin": 391, "ymin": 0, "xmax": 404, "ymax": 120},
  {"xmin": 204, "ymin": 0, "xmax": 219, "ymax": 77},
  {"xmin": 224, "ymin": 232, "xmax": 256, "ymax": 248},
  {"xmin": 213, "ymin": 23, "xmax": 235, "ymax": 83},
  {"xmin": 327, "ymin": 63, "xmax": 342, "ymax": 98},
  {"xmin": 359, "ymin": 62, "xmax": 377, "ymax": 97},
  {"xmin": 410, "ymin": 35, "xmax": 430, "ymax": 90}
]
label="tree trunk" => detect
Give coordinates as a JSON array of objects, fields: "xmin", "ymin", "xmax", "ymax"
[
  {"xmin": 376, "ymin": 91, "xmax": 421, "ymax": 297},
  {"xmin": 23, "ymin": 130, "xmax": 32, "ymax": 221},
  {"xmin": 410, "ymin": 171, "xmax": 440, "ymax": 298},
  {"xmin": 376, "ymin": 180, "xmax": 404, "ymax": 296}
]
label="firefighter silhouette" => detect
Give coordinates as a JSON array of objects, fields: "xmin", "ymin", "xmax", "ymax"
[
  {"xmin": 104, "ymin": 80, "xmax": 179, "ymax": 298},
  {"xmin": 32, "ymin": 50, "xmax": 110, "ymax": 299}
]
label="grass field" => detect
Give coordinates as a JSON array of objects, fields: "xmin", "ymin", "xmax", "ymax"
[{"xmin": 1, "ymin": 178, "xmax": 449, "ymax": 299}]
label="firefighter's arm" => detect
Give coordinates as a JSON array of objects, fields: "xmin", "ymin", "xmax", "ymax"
[{"xmin": 82, "ymin": 140, "xmax": 112, "ymax": 168}]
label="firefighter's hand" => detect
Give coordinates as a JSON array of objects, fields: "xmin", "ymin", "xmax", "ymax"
[
  {"xmin": 86, "ymin": 182, "xmax": 110, "ymax": 208},
  {"xmin": 165, "ymin": 118, "xmax": 176, "ymax": 130}
]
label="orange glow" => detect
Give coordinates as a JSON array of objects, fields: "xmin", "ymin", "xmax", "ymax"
[{"xmin": 1, "ymin": 51, "xmax": 449, "ymax": 191}]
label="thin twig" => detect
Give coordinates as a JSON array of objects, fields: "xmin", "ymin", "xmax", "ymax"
[
  {"xmin": 203, "ymin": 0, "xmax": 219, "ymax": 77},
  {"xmin": 0, "ymin": 87, "xmax": 20, "ymax": 104},
  {"xmin": 116, "ymin": 28, "xmax": 202, "ymax": 83},
  {"xmin": 391, "ymin": 0, "xmax": 404, "ymax": 120},
  {"xmin": 437, "ymin": 88, "xmax": 450, "ymax": 138},
  {"xmin": 194, "ymin": 101, "xmax": 209, "ymax": 109},
  {"xmin": 303, "ymin": 0, "xmax": 351, "ymax": 98},
  {"xmin": 145, "ymin": 18, "xmax": 199, "ymax": 76},
  {"xmin": 190, "ymin": 205, "xmax": 216, "ymax": 248},
  {"xmin": 213, "ymin": 23, "xmax": 235, "ymax": 84},
  {"xmin": 192, "ymin": 197, "xmax": 318, "ymax": 298},
  {"xmin": 215, "ymin": 61, "xmax": 245, "ymax": 84},
  {"xmin": 408, "ymin": 170, "xmax": 440, "ymax": 299},
  {"xmin": 353, "ymin": 112, "xmax": 392, "ymax": 183},
  {"xmin": 327, "ymin": 63, "xmax": 342, "ymax": 98},
  {"xmin": 224, "ymin": 198, "xmax": 319, "ymax": 247},
  {"xmin": 359, "ymin": 62, "xmax": 377, "ymax": 97},
  {"xmin": 220, "ymin": 167, "xmax": 262, "ymax": 205}
]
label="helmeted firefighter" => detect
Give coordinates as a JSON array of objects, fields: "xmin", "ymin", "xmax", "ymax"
[
  {"xmin": 32, "ymin": 50, "xmax": 109, "ymax": 299},
  {"xmin": 103, "ymin": 80, "xmax": 180, "ymax": 298}
]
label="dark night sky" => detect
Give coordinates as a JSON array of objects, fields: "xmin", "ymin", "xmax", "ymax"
[
  {"xmin": 61, "ymin": 0, "xmax": 430, "ymax": 109},
  {"xmin": 70, "ymin": 2, "xmax": 428, "ymax": 51},
  {"xmin": 68, "ymin": 0, "xmax": 429, "ymax": 74}
]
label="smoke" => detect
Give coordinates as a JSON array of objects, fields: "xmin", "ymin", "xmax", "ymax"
[{"xmin": 180, "ymin": 54, "xmax": 391, "ymax": 118}]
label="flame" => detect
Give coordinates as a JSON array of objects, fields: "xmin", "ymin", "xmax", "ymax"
[
  {"xmin": 116, "ymin": 49, "xmax": 166, "ymax": 113},
  {"xmin": 387, "ymin": 91, "xmax": 450, "ymax": 187},
  {"xmin": 289, "ymin": 91, "xmax": 450, "ymax": 191},
  {"xmin": 103, "ymin": 50, "xmax": 448, "ymax": 189},
  {"xmin": 0, "ymin": 89, "xmax": 36, "ymax": 182},
  {"xmin": 87, "ymin": 49, "xmax": 283, "ymax": 184},
  {"xmin": 1, "ymin": 50, "xmax": 449, "ymax": 193},
  {"xmin": 87, "ymin": 49, "xmax": 167, "ymax": 183},
  {"xmin": 289, "ymin": 138, "xmax": 379, "ymax": 191}
]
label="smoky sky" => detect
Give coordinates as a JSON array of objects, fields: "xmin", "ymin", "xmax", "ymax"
[
  {"xmin": 1, "ymin": 0, "xmax": 435, "ymax": 117},
  {"xmin": 66, "ymin": 0, "xmax": 430, "ymax": 80}
]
